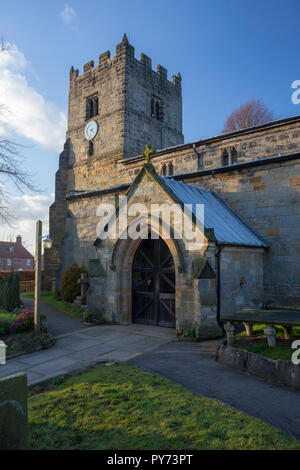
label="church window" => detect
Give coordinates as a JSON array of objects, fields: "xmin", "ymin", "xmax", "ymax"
[
  {"xmin": 156, "ymin": 101, "xmax": 160, "ymax": 120},
  {"xmin": 161, "ymin": 163, "xmax": 167, "ymax": 176},
  {"xmin": 231, "ymin": 146, "xmax": 238, "ymax": 164},
  {"xmin": 88, "ymin": 141, "xmax": 94, "ymax": 156},
  {"xmin": 151, "ymin": 98, "xmax": 164, "ymax": 121},
  {"xmin": 222, "ymin": 149, "xmax": 229, "ymax": 166},
  {"xmin": 86, "ymin": 96, "xmax": 98, "ymax": 120},
  {"xmin": 151, "ymin": 98, "xmax": 155, "ymax": 117},
  {"xmin": 168, "ymin": 162, "xmax": 174, "ymax": 176}
]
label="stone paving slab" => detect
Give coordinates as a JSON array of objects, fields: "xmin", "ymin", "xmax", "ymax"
[
  {"xmin": 70, "ymin": 343, "xmax": 118, "ymax": 361},
  {"xmin": 29, "ymin": 356, "xmax": 80, "ymax": 375},
  {"xmin": 18, "ymin": 347, "xmax": 72, "ymax": 366},
  {"xmin": 0, "ymin": 324, "xmax": 174, "ymax": 385},
  {"xmin": 60, "ymin": 338, "xmax": 104, "ymax": 352},
  {"xmin": 0, "ymin": 360, "xmax": 29, "ymax": 377}
]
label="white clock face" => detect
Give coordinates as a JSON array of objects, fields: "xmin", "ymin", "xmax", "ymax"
[{"xmin": 84, "ymin": 120, "xmax": 98, "ymax": 140}]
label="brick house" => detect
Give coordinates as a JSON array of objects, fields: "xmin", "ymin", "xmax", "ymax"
[{"xmin": 0, "ymin": 236, "xmax": 34, "ymax": 271}]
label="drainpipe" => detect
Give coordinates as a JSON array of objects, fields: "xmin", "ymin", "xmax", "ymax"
[{"xmin": 216, "ymin": 244, "xmax": 224, "ymax": 332}]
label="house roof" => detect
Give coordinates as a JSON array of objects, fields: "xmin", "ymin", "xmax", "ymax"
[
  {"xmin": 161, "ymin": 177, "xmax": 268, "ymax": 248},
  {"xmin": 0, "ymin": 241, "xmax": 34, "ymax": 259}
]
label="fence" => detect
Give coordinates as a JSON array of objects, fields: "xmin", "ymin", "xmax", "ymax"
[{"xmin": 20, "ymin": 280, "xmax": 35, "ymax": 293}]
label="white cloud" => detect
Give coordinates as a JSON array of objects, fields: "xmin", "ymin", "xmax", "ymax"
[
  {"xmin": 0, "ymin": 193, "xmax": 54, "ymax": 255},
  {"xmin": 0, "ymin": 43, "xmax": 67, "ymax": 151},
  {"xmin": 61, "ymin": 5, "xmax": 78, "ymax": 31}
]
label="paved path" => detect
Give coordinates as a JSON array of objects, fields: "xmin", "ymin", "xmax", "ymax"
[
  {"xmin": 0, "ymin": 323, "xmax": 175, "ymax": 386},
  {"xmin": 127, "ymin": 340, "xmax": 300, "ymax": 441},
  {"xmin": 21, "ymin": 297, "xmax": 87, "ymax": 336}
]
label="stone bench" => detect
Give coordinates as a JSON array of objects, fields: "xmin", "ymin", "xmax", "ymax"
[{"xmin": 221, "ymin": 309, "xmax": 300, "ymax": 347}]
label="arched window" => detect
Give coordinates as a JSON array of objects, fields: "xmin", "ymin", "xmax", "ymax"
[
  {"xmin": 86, "ymin": 96, "xmax": 98, "ymax": 119},
  {"xmin": 151, "ymin": 98, "xmax": 155, "ymax": 117},
  {"xmin": 88, "ymin": 141, "xmax": 94, "ymax": 157},
  {"xmin": 156, "ymin": 101, "xmax": 160, "ymax": 120},
  {"xmin": 222, "ymin": 149, "xmax": 229, "ymax": 166},
  {"xmin": 92, "ymin": 97, "xmax": 98, "ymax": 117},
  {"xmin": 168, "ymin": 162, "xmax": 174, "ymax": 176},
  {"xmin": 86, "ymin": 98, "xmax": 93, "ymax": 120},
  {"xmin": 161, "ymin": 163, "xmax": 167, "ymax": 176},
  {"xmin": 231, "ymin": 147, "xmax": 238, "ymax": 164}
]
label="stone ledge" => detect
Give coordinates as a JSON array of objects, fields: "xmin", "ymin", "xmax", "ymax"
[{"xmin": 216, "ymin": 344, "xmax": 300, "ymax": 391}]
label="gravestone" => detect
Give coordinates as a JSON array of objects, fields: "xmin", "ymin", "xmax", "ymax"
[
  {"xmin": 0, "ymin": 372, "xmax": 28, "ymax": 450},
  {"xmin": 74, "ymin": 273, "xmax": 89, "ymax": 306}
]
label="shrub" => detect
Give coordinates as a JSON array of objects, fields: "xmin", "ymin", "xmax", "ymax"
[
  {"xmin": 0, "ymin": 272, "xmax": 21, "ymax": 311},
  {"xmin": 60, "ymin": 263, "xmax": 88, "ymax": 303},
  {"xmin": 11, "ymin": 308, "xmax": 34, "ymax": 334},
  {"xmin": 0, "ymin": 312, "xmax": 18, "ymax": 336},
  {"xmin": 83, "ymin": 311, "xmax": 101, "ymax": 325}
]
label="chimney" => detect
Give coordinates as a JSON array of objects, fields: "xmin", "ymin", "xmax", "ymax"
[{"xmin": 16, "ymin": 235, "xmax": 22, "ymax": 245}]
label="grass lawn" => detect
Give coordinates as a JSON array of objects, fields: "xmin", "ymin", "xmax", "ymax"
[
  {"xmin": 235, "ymin": 324, "xmax": 300, "ymax": 361},
  {"xmin": 23, "ymin": 293, "xmax": 85, "ymax": 319},
  {"xmin": 28, "ymin": 364, "xmax": 300, "ymax": 450}
]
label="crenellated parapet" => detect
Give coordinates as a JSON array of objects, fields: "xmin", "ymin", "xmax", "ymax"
[{"xmin": 69, "ymin": 34, "xmax": 182, "ymax": 93}]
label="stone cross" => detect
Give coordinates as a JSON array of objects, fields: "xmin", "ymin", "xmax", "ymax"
[
  {"xmin": 143, "ymin": 144, "xmax": 155, "ymax": 163},
  {"xmin": 76, "ymin": 273, "xmax": 89, "ymax": 306}
]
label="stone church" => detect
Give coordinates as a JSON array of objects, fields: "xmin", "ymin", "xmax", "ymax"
[{"xmin": 44, "ymin": 35, "xmax": 300, "ymax": 338}]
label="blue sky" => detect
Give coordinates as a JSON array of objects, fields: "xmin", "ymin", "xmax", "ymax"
[{"xmin": 0, "ymin": 0, "xmax": 299, "ymax": 251}]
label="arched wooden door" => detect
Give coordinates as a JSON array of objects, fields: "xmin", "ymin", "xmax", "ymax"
[{"xmin": 132, "ymin": 238, "xmax": 176, "ymax": 328}]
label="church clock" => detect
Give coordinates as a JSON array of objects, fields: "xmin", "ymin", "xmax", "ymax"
[{"xmin": 84, "ymin": 120, "xmax": 98, "ymax": 140}]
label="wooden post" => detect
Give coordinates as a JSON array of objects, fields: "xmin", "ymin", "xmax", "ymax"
[{"xmin": 34, "ymin": 220, "xmax": 42, "ymax": 333}]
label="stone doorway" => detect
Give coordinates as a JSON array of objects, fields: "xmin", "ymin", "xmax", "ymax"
[{"xmin": 132, "ymin": 238, "xmax": 176, "ymax": 328}]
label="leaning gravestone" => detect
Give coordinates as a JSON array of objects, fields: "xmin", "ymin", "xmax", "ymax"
[{"xmin": 0, "ymin": 372, "xmax": 28, "ymax": 450}]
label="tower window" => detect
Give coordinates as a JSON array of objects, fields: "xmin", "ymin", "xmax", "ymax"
[
  {"xmin": 151, "ymin": 98, "xmax": 155, "ymax": 117},
  {"xmin": 222, "ymin": 149, "xmax": 229, "ymax": 166},
  {"xmin": 86, "ymin": 96, "xmax": 98, "ymax": 120},
  {"xmin": 151, "ymin": 98, "xmax": 164, "ymax": 122},
  {"xmin": 161, "ymin": 163, "xmax": 167, "ymax": 176},
  {"xmin": 156, "ymin": 101, "xmax": 160, "ymax": 120},
  {"xmin": 88, "ymin": 141, "xmax": 94, "ymax": 156},
  {"xmin": 168, "ymin": 162, "xmax": 174, "ymax": 176}
]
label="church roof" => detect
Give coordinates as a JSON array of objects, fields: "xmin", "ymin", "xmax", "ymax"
[{"xmin": 161, "ymin": 177, "xmax": 268, "ymax": 248}]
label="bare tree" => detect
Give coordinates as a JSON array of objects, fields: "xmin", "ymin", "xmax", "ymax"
[
  {"xmin": 0, "ymin": 40, "xmax": 38, "ymax": 223},
  {"xmin": 222, "ymin": 99, "xmax": 274, "ymax": 133}
]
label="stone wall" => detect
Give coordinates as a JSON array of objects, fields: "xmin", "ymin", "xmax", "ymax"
[
  {"xmin": 63, "ymin": 115, "xmax": 300, "ymax": 194},
  {"xmin": 219, "ymin": 246, "xmax": 265, "ymax": 317},
  {"xmin": 183, "ymin": 156, "xmax": 300, "ymax": 308}
]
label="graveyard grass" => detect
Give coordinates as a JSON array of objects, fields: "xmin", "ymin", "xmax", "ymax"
[
  {"xmin": 235, "ymin": 325, "xmax": 300, "ymax": 361},
  {"xmin": 23, "ymin": 293, "xmax": 85, "ymax": 319},
  {"xmin": 28, "ymin": 364, "xmax": 300, "ymax": 450}
]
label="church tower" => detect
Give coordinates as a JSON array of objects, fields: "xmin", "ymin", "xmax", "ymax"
[
  {"xmin": 44, "ymin": 35, "xmax": 183, "ymax": 289},
  {"xmin": 66, "ymin": 34, "xmax": 183, "ymax": 189}
]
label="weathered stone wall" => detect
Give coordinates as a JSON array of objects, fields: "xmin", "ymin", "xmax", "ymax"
[
  {"xmin": 65, "ymin": 116, "xmax": 300, "ymax": 194},
  {"xmin": 81, "ymin": 170, "xmax": 222, "ymax": 338},
  {"xmin": 219, "ymin": 246, "xmax": 265, "ymax": 317},
  {"xmin": 184, "ymin": 157, "xmax": 300, "ymax": 308},
  {"xmin": 65, "ymin": 35, "xmax": 183, "ymax": 193}
]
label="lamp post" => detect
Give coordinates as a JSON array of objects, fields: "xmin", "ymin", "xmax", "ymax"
[{"xmin": 34, "ymin": 220, "xmax": 52, "ymax": 332}]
